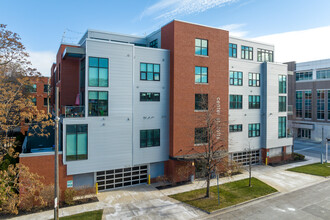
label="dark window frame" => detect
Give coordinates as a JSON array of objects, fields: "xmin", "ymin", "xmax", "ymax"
[
  {"xmin": 195, "ymin": 94, "xmax": 208, "ymax": 110},
  {"xmin": 195, "ymin": 127, "xmax": 208, "ymax": 144},
  {"xmin": 248, "ymin": 123, "xmax": 260, "ymax": 138},
  {"xmin": 229, "ymin": 124, "xmax": 242, "ymax": 132},
  {"xmin": 149, "ymin": 39, "xmax": 158, "ymax": 48},
  {"xmin": 195, "ymin": 66, "xmax": 208, "ymax": 83},
  {"xmin": 66, "ymin": 124, "xmax": 88, "ymax": 161},
  {"xmin": 229, "ymin": 95, "xmax": 243, "ymax": 109},
  {"xmin": 248, "ymin": 95, "xmax": 260, "ymax": 109},
  {"xmin": 257, "ymin": 48, "xmax": 274, "ymax": 62},
  {"xmin": 279, "ymin": 96, "xmax": 286, "ymax": 112},
  {"xmin": 278, "ymin": 117, "xmax": 287, "ymax": 138},
  {"xmin": 140, "ymin": 92, "xmax": 160, "ymax": 101},
  {"xmin": 229, "ymin": 43, "xmax": 237, "ymax": 58},
  {"xmin": 140, "ymin": 63, "xmax": 160, "ymax": 81},
  {"xmin": 229, "ymin": 71, "xmax": 243, "ymax": 86},
  {"xmin": 140, "ymin": 129, "xmax": 160, "ymax": 148},
  {"xmin": 88, "ymin": 91, "xmax": 108, "ymax": 117},
  {"xmin": 249, "ymin": 72, "xmax": 260, "ymax": 87},
  {"xmin": 195, "ymin": 38, "xmax": 208, "ymax": 56},
  {"xmin": 88, "ymin": 57, "xmax": 109, "ymax": 87},
  {"xmin": 241, "ymin": 45, "xmax": 253, "ymax": 60}
]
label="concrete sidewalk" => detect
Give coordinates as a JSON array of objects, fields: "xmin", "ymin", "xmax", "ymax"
[{"xmin": 12, "ymin": 156, "xmax": 325, "ymax": 220}]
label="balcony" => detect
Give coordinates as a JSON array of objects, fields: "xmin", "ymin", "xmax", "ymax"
[{"xmin": 65, "ymin": 106, "xmax": 85, "ymax": 118}]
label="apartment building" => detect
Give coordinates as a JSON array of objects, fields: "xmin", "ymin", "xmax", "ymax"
[
  {"xmin": 287, "ymin": 59, "xmax": 330, "ymax": 141},
  {"xmin": 20, "ymin": 20, "xmax": 292, "ymax": 193},
  {"xmin": 228, "ymin": 38, "xmax": 293, "ymax": 165}
]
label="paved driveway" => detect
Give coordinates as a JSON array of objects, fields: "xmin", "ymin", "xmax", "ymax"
[{"xmin": 294, "ymin": 139, "xmax": 329, "ymax": 159}]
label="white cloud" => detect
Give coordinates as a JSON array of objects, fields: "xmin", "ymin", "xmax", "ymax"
[
  {"xmin": 220, "ymin": 23, "xmax": 248, "ymax": 37},
  {"xmin": 252, "ymin": 26, "xmax": 330, "ymax": 63},
  {"xmin": 140, "ymin": 0, "xmax": 237, "ymax": 20},
  {"xmin": 28, "ymin": 51, "xmax": 55, "ymax": 76}
]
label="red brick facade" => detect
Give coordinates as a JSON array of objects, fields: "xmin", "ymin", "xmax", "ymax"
[
  {"xmin": 261, "ymin": 147, "xmax": 293, "ymax": 164},
  {"xmin": 20, "ymin": 154, "xmax": 72, "ymax": 199},
  {"xmin": 161, "ymin": 21, "xmax": 229, "ymax": 182},
  {"xmin": 51, "ymin": 44, "xmax": 80, "ymax": 114}
]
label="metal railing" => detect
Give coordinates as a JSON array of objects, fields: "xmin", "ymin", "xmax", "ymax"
[{"xmin": 65, "ymin": 106, "xmax": 85, "ymax": 118}]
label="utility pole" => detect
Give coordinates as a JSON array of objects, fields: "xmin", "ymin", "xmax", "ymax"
[
  {"xmin": 326, "ymin": 138, "xmax": 329, "ymax": 163},
  {"xmin": 54, "ymin": 86, "xmax": 60, "ymax": 219}
]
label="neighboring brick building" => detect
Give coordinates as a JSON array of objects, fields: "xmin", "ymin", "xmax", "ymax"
[{"xmin": 21, "ymin": 76, "xmax": 50, "ymax": 135}]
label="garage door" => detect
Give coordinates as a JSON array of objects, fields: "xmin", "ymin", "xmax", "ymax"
[{"xmin": 96, "ymin": 165, "xmax": 148, "ymax": 191}]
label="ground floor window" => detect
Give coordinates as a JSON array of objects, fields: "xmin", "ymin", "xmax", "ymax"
[
  {"xmin": 297, "ymin": 128, "xmax": 311, "ymax": 139},
  {"xmin": 66, "ymin": 124, "xmax": 88, "ymax": 161}
]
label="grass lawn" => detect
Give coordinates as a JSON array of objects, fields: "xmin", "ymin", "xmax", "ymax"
[
  {"xmin": 287, "ymin": 163, "xmax": 330, "ymax": 177},
  {"xmin": 60, "ymin": 209, "xmax": 103, "ymax": 220},
  {"xmin": 169, "ymin": 178, "xmax": 277, "ymax": 212}
]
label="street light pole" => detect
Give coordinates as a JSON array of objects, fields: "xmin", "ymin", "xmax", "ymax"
[
  {"xmin": 326, "ymin": 138, "xmax": 329, "ymax": 163},
  {"xmin": 54, "ymin": 86, "xmax": 60, "ymax": 220}
]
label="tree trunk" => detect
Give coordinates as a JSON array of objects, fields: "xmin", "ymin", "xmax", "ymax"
[{"xmin": 206, "ymin": 172, "xmax": 211, "ymax": 198}]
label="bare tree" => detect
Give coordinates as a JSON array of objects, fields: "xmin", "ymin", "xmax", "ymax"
[{"xmin": 187, "ymin": 95, "xmax": 228, "ymax": 198}]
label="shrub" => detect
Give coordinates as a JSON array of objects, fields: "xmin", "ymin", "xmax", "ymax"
[
  {"xmin": 64, "ymin": 188, "xmax": 76, "ymax": 205},
  {"xmin": 293, "ymin": 153, "xmax": 305, "ymax": 161},
  {"xmin": 40, "ymin": 185, "xmax": 54, "ymax": 208},
  {"xmin": 75, "ymin": 186, "xmax": 96, "ymax": 198}
]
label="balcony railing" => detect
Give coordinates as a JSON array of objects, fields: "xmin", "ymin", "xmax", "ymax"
[{"xmin": 65, "ymin": 106, "xmax": 85, "ymax": 118}]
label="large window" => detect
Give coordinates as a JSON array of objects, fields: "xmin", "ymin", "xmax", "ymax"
[
  {"xmin": 88, "ymin": 91, "xmax": 108, "ymax": 116},
  {"xmin": 140, "ymin": 63, "xmax": 160, "ymax": 81},
  {"xmin": 279, "ymin": 96, "xmax": 286, "ymax": 112},
  {"xmin": 296, "ymin": 71, "xmax": 313, "ymax": 81},
  {"xmin": 66, "ymin": 124, "xmax": 88, "ymax": 161},
  {"xmin": 229, "ymin": 43, "xmax": 237, "ymax": 58},
  {"xmin": 229, "ymin": 124, "xmax": 242, "ymax": 132},
  {"xmin": 317, "ymin": 90, "xmax": 325, "ymax": 119},
  {"xmin": 195, "ymin": 127, "xmax": 207, "ymax": 144},
  {"xmin": 140, "ymin": 129, "xmax": 160, "ymax": 148},
  {"xmin": 257, "ymin": 49, "xmax": 273, "ymax": 62},
  {"xmin": 149, "ymin": 39, "xmax": 158, "ymax": 48},
  {"xmin": 297, "ymin": 128, "xmax": 311, "ymax": 139},
  {"xmin": 305, "ymin": 91, "xmax": 312, "ymax": 119},
  {"xmin": 195, "ymin": 39, "xmax": 208, "ymax": 56},
  {"xmin": 195, "ymin": 94, "xmax": 208, "ymax": 110},
  {"xmin": 316, "ymin": 69, "xmax": 330, "ymax": 79},
  {"xmin": 248, "ymin": 123, "xmax": 260, "ymax": 137},
  {"xmin": 278, "ymin": 117, "xmax": 286, "ymax": 138},
  {"xmin": 241, "ymin": 46, "xmax": 253, "ymax": 60},
  {"xmin": 279, "ymin": 75, "xmax": 287, "ymax": 94},
  {"xmin": 249, "ymin": 95, "xmax": 260, "ymax": 109},
  {"xmin": 140, "ymin": 92, "xmax": 160, "ymax": 101},
  {"xmin": 296, "ymin": 91, "xmax": 303, "ymax": 118},
  {"xmin": 248, "ymin": 73, "xmax": 260, "ymax": 87},
  {"xmin": 88, "ymin": 57, "xmax": 109, "ymax": 87},
  {"xmin": 195, "ymin": 66, "xmax": 208, "ymax": 83},
  {"xmin": 44, "ymin": 84, "xmax": 48, "ymax": 93},
  {"xmin": 229, "ymin": 71, "xmax": 243, "ymax": 86},
  {"xmin": 230, "ymin": 95, "xmax": 242, "ymax": 109}
]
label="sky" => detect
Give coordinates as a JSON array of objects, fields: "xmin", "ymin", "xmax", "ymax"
[{"xmin": 1, "ymin": 0, "xmax": 330, "ymax": 76}]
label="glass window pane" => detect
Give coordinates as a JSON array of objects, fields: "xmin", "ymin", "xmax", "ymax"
[
  {"xmin": 99, "ymin": 68, "xmax": 108, "ymax": 87},
  {"xmin": 147, "ymin": 64, "xmax": 153, "ymax": 72},
  {"xmin": 147, "ymin": 72, "xmax": 153, "ymax": 80},
  {"xmin": 141, "ymin": 72, "xmax": 146, "ymax": 80},
  {"xmin": 202, "ymin": 48, "xmax": 208, "ymax": 56},
  {"xmin": 66, "ymin": 134, "xmax": 77, "ymax": 156},
  {"xmin": 154, "ymin": 64, "xmax": 160, "ymax": 73},
  {"xmin": 195, "ymin": 66, "xmax": 200, "ymax": 74},
  {"xmin": 195, "ymin": 47, "xmax": 201, "ymax": 55},
  {"xmin": 140, "ymin": 63, "xmax": 147, "ymax": 72},
  {"xmin": 99, "ymin": 58, "xmax": 108, "ymax": 68},
  {"xmin": 89, "ymin": 57, "xmax": 98, "ymax": 67},
  {"xmin": 195, "ymin": 75, "xmax": 200, "ymax": 83},
  {"xmin": 201, "ymin": 75, "xmax": 207, "ymax": 83},
  {"xmin": 77, "ymin": 133, "xmax": 87, "ymax": 155},
  {"xmin": 99, "ymin": 91, "xmax": 108, "ymax": 100},
  {"xmin": 88, "ymin": 91, "xmax": 98, "ymax": 99},
  {"xmin": 89, "ymin": 67, "xmax": 98, "ymax": 86},
  {"xmin": 154, "ymin": 73, "xmax": 160, "ymax": 81},
  {"xmin": 202, "ymin": 40, "xmax": 207, "ymax": 47},
  {"xmin": 195, "ymin": 39, "xmax": 201, "ymax": 47}
]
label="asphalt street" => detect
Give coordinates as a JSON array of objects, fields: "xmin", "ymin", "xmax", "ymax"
[
  {"xmin": 294, "ymin": 139, "xmax": 330, "ymax": 160},
  {"xmin": 205, "ymin": 179, "xmax": 330, "ymax": 220}
]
